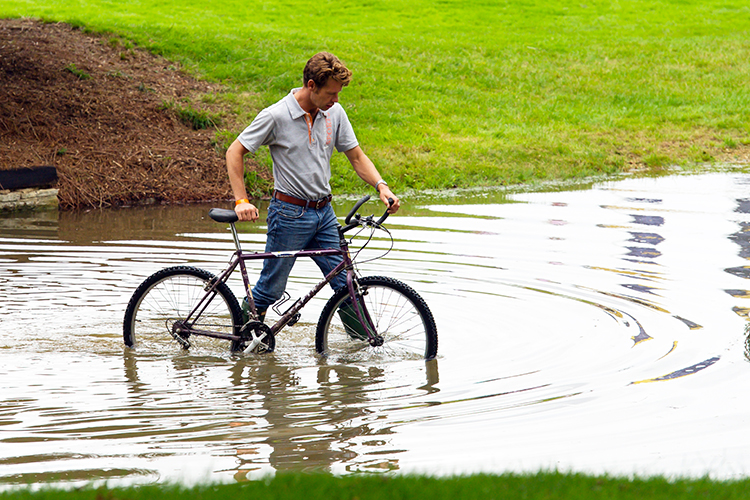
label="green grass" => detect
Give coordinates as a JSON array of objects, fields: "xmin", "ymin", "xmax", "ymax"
[
  {"xmin": 2, "ymin": 0, "xmax": 749, "ymax": 195},
  {"xmin": 159, "ymin": 99, "xmax": 221, "ymax": 130},
  {"xmin": 62, "ymin": 62, "xmax": 90, "ymax": 80},
  {"xmin": 4, "ymin": 472, "xmax": 750, "ymax": 500}
]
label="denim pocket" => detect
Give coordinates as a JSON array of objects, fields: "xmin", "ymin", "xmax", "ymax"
[{"xmin": 269, "ymin": 198, "xmax": 305, "ymax": 220}]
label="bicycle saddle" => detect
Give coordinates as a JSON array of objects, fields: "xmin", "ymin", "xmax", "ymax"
[{"xmin": 208, "ymin": 208, "xmax": 239, "ymax": 223}]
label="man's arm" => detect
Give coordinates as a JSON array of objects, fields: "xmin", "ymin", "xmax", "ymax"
[
  {"xmin": 344, "ymin": 146, "xmax": 400, "ymax": 213},
  {"xmin": 226, "ymin": 139, "xmax": 260, "ymax": 222}
]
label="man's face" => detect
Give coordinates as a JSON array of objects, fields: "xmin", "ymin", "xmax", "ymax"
[{"xmin": 309, "ymin": 79, "xmax": 343, "ymax": 111}]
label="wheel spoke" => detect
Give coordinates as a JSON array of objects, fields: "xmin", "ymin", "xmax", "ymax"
[
  {"xmin": 315, "ymin": 276, "xmax": 437, "ymax": 360},
  {"xmin": 123, "ymin": 267, "xmax": 242, "ymax": 353}
]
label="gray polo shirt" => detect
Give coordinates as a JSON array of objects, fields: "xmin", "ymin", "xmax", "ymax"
[{"xmin": 237, "ymin": 88, "xmax": 359, "ymax": 200}]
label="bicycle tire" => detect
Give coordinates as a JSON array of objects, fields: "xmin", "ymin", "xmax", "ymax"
[
  {"xmin": 123, "ymin": 266, "xmax": 251, "ymax": 353},
  {"xmin": 315, "ymin": 276, "xmax": 438, "ymax": 360}
]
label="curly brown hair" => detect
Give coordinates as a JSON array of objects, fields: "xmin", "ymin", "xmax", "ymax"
[{"xmin": 303, "ymin": 52, "xmax": 352, "ymax": 88}]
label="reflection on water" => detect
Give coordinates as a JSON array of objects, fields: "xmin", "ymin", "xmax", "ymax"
[
  {"xmin": 121, "ymin": 351, "xmax": 436, "ymax": 477},
  {"xmin": 2, "ymin": 170, "xmax": 750, "ymax": 487}
]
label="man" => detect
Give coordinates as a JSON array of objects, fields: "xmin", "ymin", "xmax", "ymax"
[{"xmin": 226, "ymin": 52, "xmax": 399, "ymax": 322}]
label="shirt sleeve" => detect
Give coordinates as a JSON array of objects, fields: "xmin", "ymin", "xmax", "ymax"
[
  {"xmin": 237, "ymin": 108, "xmax": 276, "ymax": 153},
  {"xmin": 334, "ymin": 106, "xmax": 359, "ymax": 153}
]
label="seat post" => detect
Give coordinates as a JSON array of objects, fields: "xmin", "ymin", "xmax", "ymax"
[{"xmin": 229, "ymin": 223, "xmax": 242, "ymax": 252}]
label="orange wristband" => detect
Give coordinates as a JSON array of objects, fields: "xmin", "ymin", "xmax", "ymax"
[{"xmin": 235, "ymin": 199, "xmax": 250, "ymax": 206}]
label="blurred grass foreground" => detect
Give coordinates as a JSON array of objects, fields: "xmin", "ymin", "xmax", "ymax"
[{"xmin": 4, "ymin": 472, "xmax": 750, "ymax": 500}]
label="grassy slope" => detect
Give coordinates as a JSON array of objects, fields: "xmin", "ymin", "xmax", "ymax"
[
  {"xmin": 2, "ymin": 0, "xmax": 749, "ymax": 195},
  {"xmin": 1, "ymin": 4, "xmax": 750, "ymax": 493}
]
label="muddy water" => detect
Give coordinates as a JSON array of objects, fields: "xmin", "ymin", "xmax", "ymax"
[{"xmin": 2, "ymin": 171, "xmax": 750, "ymax": 488}]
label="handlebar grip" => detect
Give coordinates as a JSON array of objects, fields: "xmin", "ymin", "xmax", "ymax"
[
  {"xmin": 375, "ymin": 198, "xmax": 394, "ymax": 226},
  {"xmin": 345, "ymin": 195, "xmax": 371, "ymax": 224}
]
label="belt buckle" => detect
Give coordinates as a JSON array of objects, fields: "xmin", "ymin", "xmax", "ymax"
[{"xmin": 314, "ymin": 198, "xmax": 324, "ymax": 209}]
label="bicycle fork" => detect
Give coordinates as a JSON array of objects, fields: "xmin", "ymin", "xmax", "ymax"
[{"xmin": 346, "ymin": 272, "xmax": 384, "ymax": 347}]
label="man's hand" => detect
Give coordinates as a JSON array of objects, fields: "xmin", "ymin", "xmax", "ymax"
[
  {"xmin": 227, "ymin": 140, "xmax": 259, "ymax": 222},
  {"xmin": 378, "ymin": 185, "xmax": 400, "ymax": 213},
  {"xmin": 235, "ymin": 201, "xmax": 260, "ymax": 222}
]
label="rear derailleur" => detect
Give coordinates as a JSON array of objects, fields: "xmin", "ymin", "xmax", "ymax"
[{"xmin": 169, "ymin": 319, "xmax": 191, "ymax": 349}]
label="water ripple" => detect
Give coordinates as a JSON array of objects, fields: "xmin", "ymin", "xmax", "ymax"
[{"xmin": 1, "ymin": 172, "xmax": 750, "ymax": 486}]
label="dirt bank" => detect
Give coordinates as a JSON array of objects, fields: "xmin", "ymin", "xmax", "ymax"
[{"xmin": 0, "ymin": 18, "xmax": 254, "ymax": 210}]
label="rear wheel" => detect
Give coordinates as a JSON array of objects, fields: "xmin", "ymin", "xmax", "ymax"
[
  {"xmin": 123, "ymin": 266, "xmax": 247, "ymax": 353},
  {"xmin": 315, "ymin": 276, "xmax": 438, "ymax": 360}
]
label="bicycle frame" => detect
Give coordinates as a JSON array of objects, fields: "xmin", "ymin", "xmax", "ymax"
[{"xmin": 180, "ymin": 216, "xmax": 377, "ymax": 349}]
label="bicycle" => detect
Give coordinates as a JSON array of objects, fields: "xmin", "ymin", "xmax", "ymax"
[{"xmin": 122, "ymin": 195, "xmax": 438, "ymax": 360}]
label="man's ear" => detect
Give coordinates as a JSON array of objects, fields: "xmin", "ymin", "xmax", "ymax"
[{"xmin": 306, "ymin": 79, "xmax": 317, "ymax": 91}]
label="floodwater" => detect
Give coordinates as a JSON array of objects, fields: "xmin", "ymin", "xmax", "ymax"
[{"xmin": 2, "ymin": 170, "xmax": 750, "ymax": 488}]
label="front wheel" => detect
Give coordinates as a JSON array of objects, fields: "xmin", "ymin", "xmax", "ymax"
[
  {"xmin": 123, "ymin": 266, "xmax": 247, "ymax": 353},
  {"xmin": 315, "ymin": 276, "xmax": 438, "ymax": 360}
]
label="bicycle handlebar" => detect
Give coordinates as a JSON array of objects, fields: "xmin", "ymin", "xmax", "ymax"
[
  {"xmin": 375, "ymin": 197, "xmax": 394, "ymax": 226},
  {"xmin": 341, "ymin": 196, "xmax": 394, "ymax": 234},
  {"xmin": 345, "ymin": 195, "xmax": 371, "ymax": 225}
]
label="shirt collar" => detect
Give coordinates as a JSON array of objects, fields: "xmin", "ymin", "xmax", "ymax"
[{"xmin": 286, "ymin": 87, "xmax": 328, "ymax": 119}]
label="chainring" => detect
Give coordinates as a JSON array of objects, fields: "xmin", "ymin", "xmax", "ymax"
[{"xmin": 239, "ymin": 321, "xmax": 274, "ymax": 353}]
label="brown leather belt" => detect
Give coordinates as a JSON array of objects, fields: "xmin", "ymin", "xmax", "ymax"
[{"xmin": 273, "ymin": 190, "xmax": 332, "ymax": 209}]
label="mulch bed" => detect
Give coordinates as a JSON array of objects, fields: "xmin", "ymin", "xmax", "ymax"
[{"xmin": 0, "ymin": 18, "xmax": 254, "ymax": 210}]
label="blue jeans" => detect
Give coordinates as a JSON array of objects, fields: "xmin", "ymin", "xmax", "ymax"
[{"xmin": 251, "ymin": 198, "xmax": 346, "ymax": 311}]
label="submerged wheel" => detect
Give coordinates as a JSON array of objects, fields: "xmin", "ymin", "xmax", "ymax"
[
  {"xmin": 123, "ymin": 266, "xmax": 244, "ymax": 353},
  {"xmin": 315, "ymin": 276, "xmax": 438, "ymax": 360}
]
